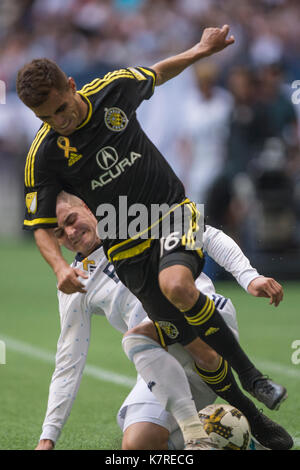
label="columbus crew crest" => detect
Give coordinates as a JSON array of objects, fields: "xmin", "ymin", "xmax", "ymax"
[
  {"xmin": 157, "ymin": 321, "xmax": 179, "ymax": 340},
  {"xmin": 104, "ymin": 107, "xmax": 128, "ymax": 132}
]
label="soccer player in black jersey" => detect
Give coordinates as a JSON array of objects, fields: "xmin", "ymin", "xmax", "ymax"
[{"xmin": 17, "ymin": 26, "xmax": 289, "ymax": 449}]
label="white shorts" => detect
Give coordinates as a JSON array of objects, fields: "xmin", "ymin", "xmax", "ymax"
[{"xmin": 117, "ymin": 292, "xmax": 238, "ymax": 450}]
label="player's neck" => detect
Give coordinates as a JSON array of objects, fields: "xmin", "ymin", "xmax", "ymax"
[
  {"xmin": 81, "ymin": 238, "xmax": 102, "ymax": 258},
  {"xmin": 76, "ymin": 93, "xmax": 89, "ymax": 127}
]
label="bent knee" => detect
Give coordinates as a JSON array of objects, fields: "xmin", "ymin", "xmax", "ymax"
[
  {"xmin": 124, "ymin": 321, "xmax": 159, "ymax": 342},
  {"xmin": 159, "ymin": 277, "xmax": 197, "ymax": 310},
  {"xmin": 122, "ymin": 423, "xmax": 169, "ymax": 450}
]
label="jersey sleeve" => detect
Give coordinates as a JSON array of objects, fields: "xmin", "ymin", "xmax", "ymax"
[
  {"xmin": 80, "ymin": 66, "xmax": 156, "ymax": 117},
  {"xmin": 40, "ymin": 292, "xmax": 91, "ymax": 443},
  {"xmin": 23, "ymin": 124, "xmax": 62, "ymax": 231},
  {"xmin": 126, "ymin": 66, "xmax": 156, "ymax": 107},
  {"xmin": 203, "ymin": 225, "xmax": 261, "ymax": 291}
]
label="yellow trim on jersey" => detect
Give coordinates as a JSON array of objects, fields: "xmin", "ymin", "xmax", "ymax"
[
  {"xmin": 79, "ymin": 78, "xmax": 102, "ymax": 95},
  {"xmin": 76, "ymin": 92, "xmax": 93, "ymax": 129},
  {"xmin": 78, "ymin": 67, "xmax": 155, "ymax": 101},
  {"xmin": 138, "ymin": 67, "xmax": 156, "ymax": 91},
  {"xmin": 154, "ymin": 322, "xmax": 166, "ymax": 348},
  {"xmin": 78, "ymin": 70, "xmax": 134, "ymax": 97},
  {"xmin": 128, "ymin": 67, "xmax": 147, "ymax": 81},
  {"xmin": 23, "ymin": 217, "xmax": 57, "ymax": 226},
  {"xmin": 182, "ymin": 201, "xmax": 201, "ymax": 250},
  {"xmin": 110, "ymin": 238, "xmax": 153, "ymax": 262},
  {"xmin": 107, "ymin": 198, "xmax": 190, "ymax": 262},
  {"xmin": 25, "ymin": 124, "xmax": 51, "ymax": 188},
  {"xmin": 85, "ymin": 73, "xmax": 135, "ymax": 97}
]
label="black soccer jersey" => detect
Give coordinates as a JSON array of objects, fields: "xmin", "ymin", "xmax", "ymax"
[{"xmin": 23, "ymin": 66, "xmax": 186, "ymax": 255}]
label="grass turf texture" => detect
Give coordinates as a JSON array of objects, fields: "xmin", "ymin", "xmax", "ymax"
[{"xmin": 0, "ymin": 239, "xmax": 299, "ymax": 450}]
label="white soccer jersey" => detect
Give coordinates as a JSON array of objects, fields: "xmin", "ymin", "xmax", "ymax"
[{"xmin": 40, "ymin": 225, "xmax": 260, "ymax": 444}]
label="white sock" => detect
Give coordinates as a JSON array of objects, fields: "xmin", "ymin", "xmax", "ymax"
[{"xmin": 122, "ymin": 334, "xmax": 206, "ymax": 442}]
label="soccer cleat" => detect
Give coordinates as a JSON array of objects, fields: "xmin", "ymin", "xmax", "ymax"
[
  {"xmin": 247, "ymin": 376, "xmax": 288, "ymax": 410},
  {"xmin": 184, "ymin": 437, "xmax": 220, "ymax": 450},
  {"xmin": 248, "ymin": 411, "xmax": 293, "ymax": 450}
]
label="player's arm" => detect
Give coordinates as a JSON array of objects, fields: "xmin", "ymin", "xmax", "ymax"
[
  {"xmin": 151, "ymin": 25, "xmax": 234, "ymax": 86},
  {"xmin": 34, "ymin": 228, "xmax": 87, "ymax": 294},
  {"xmin": 36, "ymin": 295, "xmax": 91, "ymax": 449},
  {"xmin": 23, "ymin": 133, "xmax": 87, "ymax": 294},
  {"xmin": 203, "ymin": 225, "xmax": 283, "ymax": 307}
]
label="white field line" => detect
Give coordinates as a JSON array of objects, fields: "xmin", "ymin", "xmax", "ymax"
[
  {"xmin": 2, "ymin": 335, "xmax": 300, "ymax": 448},
  {"xmin": 2, "ymin": 334, "xmax": 300, "ymax": 384},
  {"xmin": 253, "ymin": 357, "xmax": 300, "ymax": 380},
  {"xmin": 1, "ymin": 334, "xmax": 136, "ymax": 388},
  {"xmin": 293, "ymin": 438, "xmax": 300, "ymax": 447}
]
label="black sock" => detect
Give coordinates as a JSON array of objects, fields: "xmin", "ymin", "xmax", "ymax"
[
  {"xmin": 194, "ymin": 358, "xmax": 260, "ymax": 422},
  {"xmin": 184, "ymin": 292, "xmax": 261, "ymax": 389}
]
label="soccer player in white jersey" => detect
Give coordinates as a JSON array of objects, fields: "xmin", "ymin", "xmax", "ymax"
[{"xmin": 35, "ymin": 192, "xmax": 292, "ymax": 450}]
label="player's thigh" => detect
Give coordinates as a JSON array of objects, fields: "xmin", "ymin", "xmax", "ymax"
[
  {"xmin": 124, "ymin": 319, "xmax": 160, "ymax": 342},
  {"xmin": 122, "ymin": 421, "xmax": 169, "ymax": 450}
]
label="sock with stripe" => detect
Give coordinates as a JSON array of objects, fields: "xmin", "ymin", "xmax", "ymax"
[
  {"xmin": 184, "ymin": 292, "xmax": 262, "ymax": 389},
  {"xmin": 194, "ymin": 357, "xmax": 260, "ymax": 421},
  {"xmin": 122, "ymin": 334, "xmax": 207, "ymax": 443}
]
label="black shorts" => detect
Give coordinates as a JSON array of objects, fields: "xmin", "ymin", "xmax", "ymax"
[{"xmin": 111, "ymin": 201, "xmax": 206, "ymax": 346}]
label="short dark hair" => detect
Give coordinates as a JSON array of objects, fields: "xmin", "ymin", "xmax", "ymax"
[{"xmin": 16, "ymin": 58, "xmax": 69, "ymax": 108}]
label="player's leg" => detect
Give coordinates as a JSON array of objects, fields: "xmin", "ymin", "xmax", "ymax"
[
  {"xmin": 122, "ymin": 320, "xmax": 292, "ymax": 450},
  {"xmin": 158, "ymin": 261, "xmax": 286, "ymax": 408},
  {"xmin": 117, "ymin": 377, "xmax": 185, "ymax": 450},
  {"xmin": 167, "ymin": 296, "xmax": 293, "ymax": 450},
  {"xmin": 122, "ymin": 322, "xmax": 216, "ymax": 449},
  {"xmin": 122, "ymin": 421, "xmax": 169, "ymax": 450}
]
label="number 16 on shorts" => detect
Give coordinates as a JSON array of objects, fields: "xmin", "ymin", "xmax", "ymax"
[{"xmin": 160, "ymin": 232, "xmax": 181, "ymax": 257}]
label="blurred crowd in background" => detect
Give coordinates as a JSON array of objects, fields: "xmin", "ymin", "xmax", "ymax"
[{"xmin": 1, "ymin": 0, "xmax": 300, "ymax": 278}]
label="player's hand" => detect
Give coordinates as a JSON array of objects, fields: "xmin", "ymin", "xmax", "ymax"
[
  {"xmin": 56, "ymin": 265, "xmax": 88, "ymax": 294},
  {"xmin": 247, "ymin": 277, "xmax": 284, "ymax": 307},
  {"xmin": 35, "ymin": 439, "xmax": 55, "ymax": 450},
  {"xmin": 198, "ymin": 25, "xmax": 235, "ymax": 56}
]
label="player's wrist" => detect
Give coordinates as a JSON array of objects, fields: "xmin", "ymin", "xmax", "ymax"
[
  {"xmin": 195, "ymin": 44, "xmax": 214, "ymax": 58},
  {"xmin": 36, "ymin": 438, "xmax": 55, "ymax": 450},
  {"xmin": 53, "ymin": 260, "xmax": 71, "ymax": 276}
]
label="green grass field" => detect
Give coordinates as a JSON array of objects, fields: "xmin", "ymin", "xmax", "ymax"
[{"xmin": 0, "ymin": 239, "xmax": 299, "ymax": 450}]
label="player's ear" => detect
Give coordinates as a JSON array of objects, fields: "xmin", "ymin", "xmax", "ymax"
[
  {"xmin": 82, "ymin": 202, "xmax": 93, "ymax": 216},
  {"xmin": 68, "ymin": 77, "xmax": 77, "ymax": 93}
]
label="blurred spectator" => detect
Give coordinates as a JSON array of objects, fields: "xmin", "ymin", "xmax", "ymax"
[
  {"xmin": 205, "ymin": 66, "xmax": 267, "ymax": 236},
  {"xmin": 0, "ymin": 0, "xmax": 299, "ymax": 275},
  {"xmin": 256, "ymin": 63, "xmax": 298, "ymax": 145},
  {"xmin": 179, "ymin": 61, "xmax": 233, "ymax": 203},
  {"xmin": 224, "ymin": 65, "xmax": 268, "ymax": 178},
  {"xmin": 206, "ymin": 62, "xmax": 299, "ymax": 251}
]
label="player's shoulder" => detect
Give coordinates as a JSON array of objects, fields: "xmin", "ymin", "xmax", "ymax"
[{"xmin": 78, "ymin": 67, "xmax": 156, "ymax": 99}]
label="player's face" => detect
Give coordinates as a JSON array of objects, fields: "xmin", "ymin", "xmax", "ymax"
[
  {"xmin": 55, "ymin": 203, "xmax": 100, "ymax": 256},
  {"xmin": 31, "ymin": 78, "xmax": 87, "ymax": 135}
]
